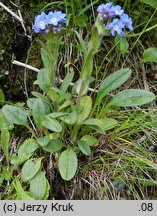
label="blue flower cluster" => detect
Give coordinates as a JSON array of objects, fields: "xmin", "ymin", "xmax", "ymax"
[
  {"xmin": 97, "ymin": 2, "xmax": 133, "ymax": 37},
  {"xmin": 32, "ymin": 11, "xmax": 66, "ymax": 34}
]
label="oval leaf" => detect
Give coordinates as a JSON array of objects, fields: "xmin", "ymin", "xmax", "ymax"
[
  {"xmin": 42, "ymin": 116, "xmax": 62, "ymax": 132},
  {"xmin": 60, "ymin": 72, "xmax": 74, "ymax": 92},
  {"xmin": 143, "ymin": 48, "xmax": 157, "ymax": 63},
  {"xmin": 42, "ymin": 139, "xmax": 64, "ymax": 153},
  {"xmin": 60, "ymin": 112, "xmax": 77, "ymax": 124},
  {"xmin": 2, "ymin": 105, "xmax": 28, "ymax": 126},
  {"xmin": 32, "ymin": 98, "xmax": 46, "ymax": 130},
  {"xmin": 81, "ymin": 135, "xmax": 98, "ymax": 146},
  {"xmin": 0, "ymin": 110, "xmax": 14, "ymax": 131},
  {"xmin": 77, "ymin": 96, "xmax": 92, "ymax": 124},
  {"xmin": 18, "ymin": 139, "xmax": 38, "ymax": 164},
  {"xmin": 21, "ymin": 158, "xmax": 42, "ymax": 182},
  {"xmin": 30, "ymin": 170, "xmax": 47, "ymax": 200},
  {"xmin": 77, "ymin": 140, "xmax": 91, "ymax": 156},
  {"xmin": 82, "ymin": 118, "xmax": 106, "ymax": 134},
  {"xmin": 37, "ymin": 136, "xmax": 50, "ymax": 147},
  {"xmin": 48, "ymin": 112, "xmax": 68, "ymax": 118},
  {"xmin": 115, "ymin": 35, "xmax": 129, "ymax": 54},
  {"xmin": 58, "ymin": 148, "xmax": 78, "ymax": 181},
  {"xmin": 101, "ymin": 117, "xmax": 118, "ymax": 131},
  {"xmin": 108, "ymin": 89, "xmax": 156, "ymax": 107},
  {"xmin": 1, "ymin": 129, "xmax": 10, "ymax": 163},
  {"xmin": 97, "ymin": 68, "xmax": 132, "ymax": 104}
]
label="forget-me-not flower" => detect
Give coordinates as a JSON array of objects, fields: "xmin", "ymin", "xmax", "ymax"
[
  {"xmin": 120, "ymin": 13, "xmax": 133, "ymax": 31},
  {"xmin": 108, "ymin": 19, "xmax": 125, "ymax": 37},
  {"xmin": 55, "ymin": 11, "xmax": 67, "ymax": 24},
  {"xmin": 97, "ymin": 2, "xmax": 133, "ymax": 37},
  {"xmin": 47, "ymin": 11, "xmax": 60, "ymax": 26},
  {"xmin": 32, "ymin": 12, "xmax": 48, "ymax": 33},
  {"xmin": 110, "ymin": 5, "xmax": 124, "ymax": 16},
  {"xmin": 32, "ymin": 11, "xmax": 66, "ymax": 34},
  {"xmin": 97, "ymin": 3, "xmax": 114, "ymax": 19}
]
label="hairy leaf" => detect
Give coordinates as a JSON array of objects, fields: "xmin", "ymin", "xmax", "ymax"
[
  {"xmin": 97, "ymin": 68, "xmax": 132, "ymax": 104},
  {"xmin": 143, "ymin": 48, "xmax": 157, "ymax": 63},
  {"xmin": 58, "ymin": 148, "xmax": 78, "ymax": 180},
  {"xmin": 30, "ymin": 170, "xmax": 47, "ymax": 200},
  {"xmin": 2, "ymin": 105, "xmax": 28, "ymax": 126},
  {"xmin": 21, "ymin": 158, "xmax": 42, "ymax": 182},
  {"xmin": 108, "ymin": 89, "xmax": 156, "ymax": 107}
]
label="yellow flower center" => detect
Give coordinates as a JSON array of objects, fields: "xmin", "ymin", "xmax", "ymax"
[
  {"xmin": 40, "ymin": 21, "xmax": 45, "ymax": 27},
  {"xmin": 114, "ymin": 25, "xmax": 118, "ymax": 30},
  {"xmin": 51, "ymin": 18, "xmax": 56, "ymax": 23}
]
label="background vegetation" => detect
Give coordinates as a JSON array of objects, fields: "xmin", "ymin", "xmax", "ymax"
[{"xmin": 0, "ymin": 0, "xmax": 157, "ymax": 200}]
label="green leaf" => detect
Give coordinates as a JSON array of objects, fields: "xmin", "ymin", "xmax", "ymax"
[
  {"xmin": 42, "ymin": 139, "xmax": 64, "ymax": 153},
  {"xmin": 0, "ymin": 110, "xmax": 14, "ymax": 131},
  {"xmin": 1, "ymin": 129, "xmax": 10, "ymax": 164},
  {"xmin": 58, "ymin": 147, "xmax": 78, "ymax": 181},
  {"xmin": 74, "ymin": 30, "xmax": 87, "ymax": 55},
  {"xmin": 18, "ymin": 139, "xmax": 38, "ymax": 164},
  {"xmin": 82, "ymin": 118, "xmax": 106, "ymax": 134},
  {"xmin": 60, "ymin": 72, "xmax": 74, "ymax": 92},
  {"xmin": 2, "ymin": 105, "xmax": 28, "ymax": 126},
  {"xmin": 42, "ymin": 116, "xmax": 62, "ymax": 132},
  {"xmin": 31, "ymin": 91, "xmax": 52, "ymax": 107},
  {"xmin": 77, "ymin": 96, "xmax": 92, "ymax": 124},
  {"xmin": 36, "ymin": 68, "xmax": 51, "ymax": 92},
  {"xmin": 108, "ymin": 89, "xmax": 156, "ymax": 107},
  {"xmin": 30, "ymin": 170, "xmax": 47, "ymax": 200},
  {"xmin": 77, "ymin": 140, "xmax": 91, "ymax": 156},
  {"xmin": 49, "ymin": 133, "xmax": 60, "ymax": 139},
  {"xmin": 141, "ymin": 0, "xmax": 157, "ymax": 9},
  {"xmin": 76, "ymin": 14, "xmax": 88, "ymax": 28},
  {"xmin": 101, "ymin": 117, "xmax": 118, "ymax": 131},
  {"xmin": 88, "ymin": 26, "xmax": 101, "ymax": 55},
  {"xmin": 143, "ymin": 48, "xmax": 157, "ymax": 63},
  {"xmin": 41, "ymin": 47, "xmax": 52, "ymax": 71},
  {"xmin": 58, "ymin": 100, "xmax": 71, "ymax": 111},
  {"xmin": 115, "ymin": 35, "xmax": 129, "ymax": 54},
  {"xmin": 60, "ymin": 112, "xmax": 77, "ymax": 124},
  {"xmin": 14, "ymin": 177, "xmax": 34, "ymax": 200},
  {"xmin": 48, "ymin": 112, "xmax": 68, "ymax": 118},
  {"xmin": 27, "ymin": 97, "xmax": 50, "ymax": 115},
  {"xmin": 11, "ymin": 153, "xmax": 20, "ymax": 165},
  {"xmin": 32, "ymin": 98, "xmax": 46, "ymax": 130},
  {"xmin": 97, "ymin": 68, "xmax": 132, "ymax": 104},
  {"xmin": 0, "ymin": 89, "xmax": 5, "ymax": 105},
  {"xmin": 37, "ymin": 136, "xmax": 50, "ymax": 147},
  {"xmin": 27, "ymin": 98, "xmax": 36, "ymax": 110},
  {"xmin": 80, "ymin": 49, "xmax": 93, "ymax": 80},
  {"xmin": 3, "ymin": 168, "xmax": 12, "ymax": 181},
  {"xmin": 76, "ymin": 78, "xmax": 92, "ymax": 96},
  {"xmin": 43, "ymin": 179, "xmax": 50, "ymax": 200},
  {"xmin": 81, "ymin": 135, "xmax": 98, "ymax": 146},
  {"xmin": 21, "ymin": 158, "xmax": 43, "ymax": 182}
]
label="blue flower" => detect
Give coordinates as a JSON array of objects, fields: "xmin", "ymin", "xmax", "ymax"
[
  {"xmin": 108, "ymin": 18, "xmax": 125, "ymax": 37},
  {"xmin": 47, "ymin": 11, "xmax": 59, "ymax": 26},
  {"xmin": 97, "ymin": 2, "xmax": 133, "ymax": 37},
  {"xmin": 97, "ymin": 3, "xmax": 114, "ymax": 19},
  {"xmin": 120, "ymin": 13, "xmax": 133, "ymax": 31},
  {"xmin": 32, "ymin": 12, "xmax": 48, "ymax": 33},
  {"xmin": 55, "ymin": 11, "xmax": 67, "ymax": 24},
  {"xmin": 110, "ymin": 5, "xmax": 124, "ymax": 16},
  {"xmin": 97, "ymin": 3, "xmax": 113, "ymax": 13},
  {"xmin": 47, "ymin": 11, "xmax": 67, "ymax": 26}
]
